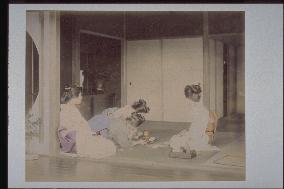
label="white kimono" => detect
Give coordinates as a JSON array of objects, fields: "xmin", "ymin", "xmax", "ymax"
[
  {"xmin": 60, "ymin": 100, "xmax": 116, "ymax": 159},
  {"xmin": 111, "ymin": 105, "xmax": 135, "ymax": 119},
  {"xmin": 105, "ymin": 105, "xmax": 140, "ymax": 148},
  {"xmin": 169, "ymin": 100, "xmax": 219, "ymax": 152}
]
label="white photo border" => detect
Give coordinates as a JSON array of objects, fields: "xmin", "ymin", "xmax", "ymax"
[{"xmin": 8, "ymin": 4, "xmax": 283, "ymax": 188}]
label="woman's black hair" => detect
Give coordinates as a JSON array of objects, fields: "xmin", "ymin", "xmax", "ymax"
[
  {"xmin": 184, "ymin": 83, "xmax": 202, "ymax": 99},
  {"xmin": 131, "ymin": 99, "xmax": 150, "ymax": 113},
  {"xmin": 184, "ymin": 85, "xmax": 192, "ymax": 98},
  {"xmin": 60, "ymin": 84, "xmax": 82, "ymax": 104},
  {"xmin": 127, "ymin": 112, "xmax": 145, "ymax": 127}
]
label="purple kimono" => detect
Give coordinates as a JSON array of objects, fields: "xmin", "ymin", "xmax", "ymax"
[
  {"xmin": 57, "ymin": 127, "xmax": 76, "ymax": 153},
  {"xmin": 88, "ymin": 114, "xmax": 111, "ymax": 138}
]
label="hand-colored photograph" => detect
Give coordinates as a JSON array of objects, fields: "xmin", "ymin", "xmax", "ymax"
[{"xmin": 25, "ymin": 10, "xmax": 245, "ymax": 181}]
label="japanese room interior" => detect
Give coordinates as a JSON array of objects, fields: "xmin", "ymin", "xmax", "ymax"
[{"xmin": 25, "ymin": 11, "xmax": 245, "ymax": 181}]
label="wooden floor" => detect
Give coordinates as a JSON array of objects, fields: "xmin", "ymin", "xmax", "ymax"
[
  {"xmin": 26, "ymin": 118, "xmax": 245, "ymax": 181},
  {"xmin": 26, "ymin": 155, "xmax": 244, "ymax": 181}
]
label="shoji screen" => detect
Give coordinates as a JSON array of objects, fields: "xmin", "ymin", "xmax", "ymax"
[
  {"xmin": 208, "ymin": 39, "xmax": 224, "ymax": 117},
  {"xmin": 162, "ymin": 37, "xmax": 204, "ymax": 122},
  {"xmin": 209, "ymin": 39, "xmax": 216, "ymax": 112},
  {"xmin": 126, "ymin": 37, "xmax": 205, "ymax": 122},
  {"xmin": 215, "ymin": 41, "xmax": 224, "ymax": 117},
  {"xmin": 126, "ymin": 40, "xmax": 163, "ymax": 121}
]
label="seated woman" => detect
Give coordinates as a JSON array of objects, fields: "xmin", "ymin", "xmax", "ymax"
[
  {"xmin": 169, "ymin": 83, "xmax": 219, "ymax": 156},
  {"xmin": 58, "ymin": 85, "xmax": 116, "ymax": 159},
  {"xmin": 108, "ymin": 112, "xmax": 147, "ymax": 148},
  {"xmin": 88, "ymin": 99, "xmax": 150, "ymax": 148},
  {"xmin": 111, "ymin": 99, "xmax": 150, "ymax": 119}
]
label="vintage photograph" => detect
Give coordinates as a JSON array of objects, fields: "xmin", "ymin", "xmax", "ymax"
[{"xmin": 25, "ymin": 11, "xmax": 245, "ymax": 181}]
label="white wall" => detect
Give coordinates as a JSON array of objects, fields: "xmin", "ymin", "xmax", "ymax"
[
  {"xmin": 126, "ymin": 40, "xmax": 163, "ymax": 121},
  {"xmin": 126, "ymin": 37, "xmax": 204, "ymax": 122},
  {"xmin": 162, "ymin": 37, "xmax": 204, "ymax": 122},
  {"xmin": 209, "ymin": 39, "xmax": 216, "ymax": 112},
  {"xmin": 215, "ymin": 41, "xmax": 224, "ymax": 117},
  {"xmin": 208, "ymin": 39, "xmax": 224, "ymax": 117}
]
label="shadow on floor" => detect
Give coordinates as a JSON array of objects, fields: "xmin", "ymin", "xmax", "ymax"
[{"xmin": 217, "ymin": 114, "xmax": 245, "ymax": 132}]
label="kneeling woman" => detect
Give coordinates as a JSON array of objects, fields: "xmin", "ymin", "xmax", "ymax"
[
  {"xmin": 169, "ymin": 83, "xmax": 219, "ymax": 155},
  {"xmin": 58, "ymin": 85, "xmax": 116, "ymax": 159},
  {"xmin": 88, "ymin": 99, "xmax": 150, "ymax": 148}
]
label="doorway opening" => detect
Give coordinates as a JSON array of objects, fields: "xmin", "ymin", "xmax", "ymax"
[
  {"xmin": 223, "ymin": 43, "xmax": 228, "ymax": 117},
  {"xmin": 79, "ymin": 32, "xmax": 122, "ymax": 120}
]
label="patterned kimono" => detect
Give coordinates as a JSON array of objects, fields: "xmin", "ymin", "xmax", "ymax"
[
  {"xmin": 58, "ymin": 100, "xmax": 116, "ymax": 159},
  {"xmin": 88, "ymin": 105, "xmax": 140, "ymax": 148}
]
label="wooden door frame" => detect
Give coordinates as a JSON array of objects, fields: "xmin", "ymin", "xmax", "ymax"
[{"xmin": 223, "ymin": 43, "xmax": 228, "ymax": 117}]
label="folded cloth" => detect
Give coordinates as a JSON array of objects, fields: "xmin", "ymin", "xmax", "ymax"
[
  {"xmin": 88, "ymin": 114, "xmax": 111, "ymax": 135},
  {"xmin": 57, "ymin": 127, "xmax": 76, "ymax": 153}
]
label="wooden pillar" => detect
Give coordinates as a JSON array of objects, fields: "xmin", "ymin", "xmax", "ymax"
[
  {"xmin": 209, "ymin": 39, "xmax": 216, "ymax": 112},
  {"xmin": 72, "ymin": 17, "xmax": 80, "ymax": 86},
  {"xmin": 41, "ymin": 11, "xmax": 60, "ymax": 155},
  {"xmin": 121, "ymin": 12, "xmax": 127, "ymax": 106},
  {"xmin": 203, "ymin": 12, "xmax": 210, "ymax": 109},
  {"xmin": 39, "ymin": 12, "xmax": 44, "ymax": 143},
  {"xmin": 121, "ymin": 39, "xmax": 127, "ymax": 106},
  {"xmin": 215, "ymin": 41, "xmax": 224, "ymax": 117}
]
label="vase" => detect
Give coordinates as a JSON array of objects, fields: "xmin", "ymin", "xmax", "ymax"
[{"xmin": 96, "ymin": 79, "xmax": 105, "ymax": 92}]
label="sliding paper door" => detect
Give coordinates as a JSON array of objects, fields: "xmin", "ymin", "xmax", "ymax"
[
  {"xmin": 162, "ymin": 37, "xmax": 204, "ymax": 122},
  {"xmin": 209, "ymin": 39, "xmax": 216, "ymax": 112},
  {"xmin": 215, "ymin": 41, "xmax": 224, "ymax": 117},
  {"xmin": 208, "ymin": 39, "xmax": 224, "ymax": 117},
  {"xmin": 126, "ymin": 37, "xmax": 205, "ymax": 122},
  {"xmin": 126, "ymin": 40, "xmax": 163, "ymax": 121}
]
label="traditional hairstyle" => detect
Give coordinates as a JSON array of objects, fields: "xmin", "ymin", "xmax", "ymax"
[
  {"xmin": 131, "ymin": 99, "xmax": 150, "ymax": 113},
  {"xmin": 60, "ymin": 84, "xmax": 82, "ymax": 104},
  {"xmin": 127, "ymin": 112, "xmax": 145, "ymax": 127},
  {"xmin": 184, "ymin": 83, "xmax": 202, "ymax": 101}
]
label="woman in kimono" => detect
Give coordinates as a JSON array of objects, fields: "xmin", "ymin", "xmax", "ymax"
[
  {"xmin": 169, "ymin": 83, "xmax": 219, "ymax": 155},
  {"xmin": 88, "ymin": 99, "xmax": 150, "ymax": 148},
  {"xmin": 58, "ymin": 85, "xmax": 116, "ymax": 159}
]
